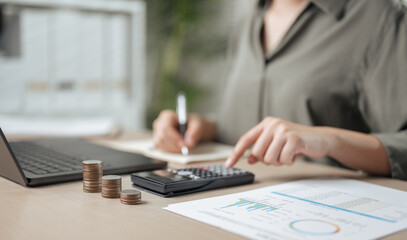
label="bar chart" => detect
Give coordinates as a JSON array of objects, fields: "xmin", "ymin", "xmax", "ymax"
[{"xmin": 221, "ymin": 198, "xmax": 278, "ymax": 212}]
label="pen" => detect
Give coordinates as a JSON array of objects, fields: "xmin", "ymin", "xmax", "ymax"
[{"xmin": 176, "ymin": 92, "xmax": 189, "ymax": 155}]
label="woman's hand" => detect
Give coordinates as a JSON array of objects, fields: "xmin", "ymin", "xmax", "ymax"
[
  {"xmin": 225, "ymin": 117, "xmax": 333, "ymax": 167},
  {"xmin": 153, "ymin": 110, "xmax": 216, "ymax": 153}
]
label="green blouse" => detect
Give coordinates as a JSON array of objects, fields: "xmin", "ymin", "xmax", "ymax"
[{"xmin": 217, "ymin": 0, "xmax": 407, "ymax": 180}]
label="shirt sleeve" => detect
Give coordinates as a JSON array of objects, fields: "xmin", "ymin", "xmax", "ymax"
[
  {"xmin": 374, "ymin": 132, "xmax": 407, "ymax": 180},
  {"xmin": 359, "ymin": 3, "xmax": 407, "ymax": 180}
]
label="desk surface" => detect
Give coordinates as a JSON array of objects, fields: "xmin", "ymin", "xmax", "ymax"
[{"xmin": 1, "ymin": 133, "xmax": 407, "ymax": 240}]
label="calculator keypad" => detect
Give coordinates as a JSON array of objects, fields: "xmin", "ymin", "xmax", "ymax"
[{"xmin": 167, "ymin": 164, "xmax": 246, "ymax": 180}]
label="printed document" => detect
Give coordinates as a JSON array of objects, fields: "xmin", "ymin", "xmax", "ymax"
[{"xmin": 164, "ymin": 179, "xmax": 407, "ymax": 240}]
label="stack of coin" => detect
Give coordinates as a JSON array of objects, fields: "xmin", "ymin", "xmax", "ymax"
[
  {"xmin": 101, "ymin": 175, "xmax": 122, "ymax": 198},
  {"xmin": 82, "ymin": 160, "xmax": 103, "ymax": 193},
  {"xmin": 120, "ymin": 189, "xmax": 142, "ymax": 205}
]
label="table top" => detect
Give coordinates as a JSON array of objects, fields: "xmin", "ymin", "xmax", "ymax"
[{"xmin": 1, "ymin": 133, "xmax": 407, "ymax": 240}]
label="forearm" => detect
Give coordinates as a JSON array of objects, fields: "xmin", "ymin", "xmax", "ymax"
[{"xmin": 321, "ymin": 127, "xmax": 390, "ymax": 176}]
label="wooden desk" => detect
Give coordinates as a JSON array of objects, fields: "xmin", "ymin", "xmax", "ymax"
[{"xmin": 1, "ymin": 134, "xmax": 407, "ymax": 240}]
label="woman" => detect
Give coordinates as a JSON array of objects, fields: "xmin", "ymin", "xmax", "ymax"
[{"xmin": 153, "ymin": 0, "xmax": 407, "ymax": 180}]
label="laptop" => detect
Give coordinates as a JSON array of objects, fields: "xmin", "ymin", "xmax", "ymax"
[{"xmin": 0, "ymin": 128, "xmax": 167, "ymax": 187}]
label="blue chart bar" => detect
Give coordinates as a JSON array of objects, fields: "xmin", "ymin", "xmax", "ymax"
[{"xmin": 221, "ymin": 198, "xmax": 277, "ymax": 212}]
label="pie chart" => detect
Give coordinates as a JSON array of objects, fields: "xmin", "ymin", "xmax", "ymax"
[{"xmin": 289, "ymin": 219, "xmax": 340, "ymax": 236}]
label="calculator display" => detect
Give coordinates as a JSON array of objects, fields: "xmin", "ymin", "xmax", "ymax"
[{"xmin": 142, "ymin": 170, "xmax": 190, "ymax": 184}]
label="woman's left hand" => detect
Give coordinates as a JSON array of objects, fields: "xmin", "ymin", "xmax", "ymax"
[{"xmin": 225, "ymin": 117, "xmax": 333, "ymax": 167}]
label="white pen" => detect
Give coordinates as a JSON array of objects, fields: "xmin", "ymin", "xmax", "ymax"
[{"xmin": 176, "ymin": 92, "xmax": 189, "ymax": 156}]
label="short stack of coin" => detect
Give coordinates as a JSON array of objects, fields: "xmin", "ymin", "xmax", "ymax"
[
  {"xmin": 101, "ymin": 175, "xmax": 122, "ymax": 198},
  {"xmin": 82, "ymin": 160, "xmax": 103, "ymax": 193},
  {"xmin": 120, "ymin": 189, "xmax": 142, "ymax": 205}
]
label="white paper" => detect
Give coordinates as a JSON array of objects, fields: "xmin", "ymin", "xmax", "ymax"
[
  {"xmin": 110, "ymin": 139, "xmax": 234, "ymax": 164},
  {"xmin": 164, "ymin": 179, "xmax": 407, "ymax": 240}
]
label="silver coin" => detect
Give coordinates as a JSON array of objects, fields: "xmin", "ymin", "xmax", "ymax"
[
  {"xmin": 121, "ymin": 189, "xmax": 141, "ymax": 197},
  {"xmin": 82, "ymin": 160, "xmax": 102, "ymax": 165},
  {"xmin": 121, "ymin": 189, "xmax": 140, "ymax": 194},
  {"xmin": 101, "ymin": 175, "xmax": 121, "ymax": 180}
]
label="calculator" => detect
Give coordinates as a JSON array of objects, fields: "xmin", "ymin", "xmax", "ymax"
[{"xmin": 131, "ymin": 165, "xmax": 255, "ymax": 197}]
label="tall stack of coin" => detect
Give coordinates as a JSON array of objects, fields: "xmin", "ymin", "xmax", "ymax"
[
  {"xmin": 82, "ymin": 160, "xmax": 103, "ymax": 193},
  {"xmin": 120, "ymin": 189, "xmax": 142, "ymax": 205},
  {"xmin": 101, "ymin": 175, "xmax": 122, "ymax": 198}
]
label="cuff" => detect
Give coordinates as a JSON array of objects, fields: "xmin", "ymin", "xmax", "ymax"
[{"xmin": 373, "ymin": 131, "xmax": 407, "ymax": 180}]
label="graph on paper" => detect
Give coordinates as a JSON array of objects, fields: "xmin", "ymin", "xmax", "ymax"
[
  {"xmin": 220, "ymin": 198, "xmax": 278, "ymax": 212},
  {"xmin": 289, "ymin": 219, "xmax": 341, "ymax": 236},
  {"xmin": 165, "ymin": 179, "xmax": 407, "ymax": 240}
]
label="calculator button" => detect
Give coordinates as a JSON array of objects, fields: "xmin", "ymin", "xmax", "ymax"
[
  {"xmin": 196, "ymin": 166, "xmax": 209, "ymax": 171},
  {"xmin": 207, "ymin": 166, "xmax": 215, "ymax": 171},
  {"xmin": 177, "ymin": 171, "xmax": 193, "ymax": 176}
]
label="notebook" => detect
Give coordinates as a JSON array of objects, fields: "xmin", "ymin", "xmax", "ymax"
[{"xmin": 108, "ymin": 139, "xmax": 235, "ymax": 164}]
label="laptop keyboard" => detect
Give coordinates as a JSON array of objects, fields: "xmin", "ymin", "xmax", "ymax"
[{"xmin": 10, "ymin": 142, "xmax": 88, "ymax": 175}]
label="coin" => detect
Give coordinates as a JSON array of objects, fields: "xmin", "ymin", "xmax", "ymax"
[
  {"xmin": 101, "ymin": 175, "xmax": 122, "ymax": 198},
  {"xmin": 102, "ymin": 175, "xmax": 121, "ymax": 180},
  {"xmin": 120, "ymin": 200, "xmax": 142, "ymax": 205},
  {"xmin": 82, "ymin": 160, "xmax": 102, "ymax": 165},
  {"xmin": 120, "ymin": 189, "xmax": 142, "ymax": 205},
  {"xmin": 82, "ymin": 160, "xmax": 103, "ymax": 193},
  {"xmin": 121, "ymin": 189, "xmax": 141, "ymax": 197}
]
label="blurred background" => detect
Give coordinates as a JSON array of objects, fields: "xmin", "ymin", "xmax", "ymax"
[{"xmin": 0, "ymin": 0, "xmax": 250, "ymax": 137}]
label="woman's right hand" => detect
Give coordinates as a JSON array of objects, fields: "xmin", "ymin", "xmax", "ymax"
[{"xmin": 152, "ymin": 110, "xmax": 216, "ymax": 153}]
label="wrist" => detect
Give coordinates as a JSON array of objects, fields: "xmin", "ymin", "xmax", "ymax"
[
  {"xmin": 314, "ymin": 126, "xmax": 339, "ymax": 157},
  {"xmin": 202, "ymin": 118, "xmax": 216, "ymax": 141},
  {"xmin": 188, "ymin": 114, "xmax": 216, "ymax": 142}
]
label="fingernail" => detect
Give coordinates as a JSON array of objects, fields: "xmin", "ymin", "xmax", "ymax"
[{"xmin": 225, "ymin": 157, "xmax": 233, "ymax": 167}]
